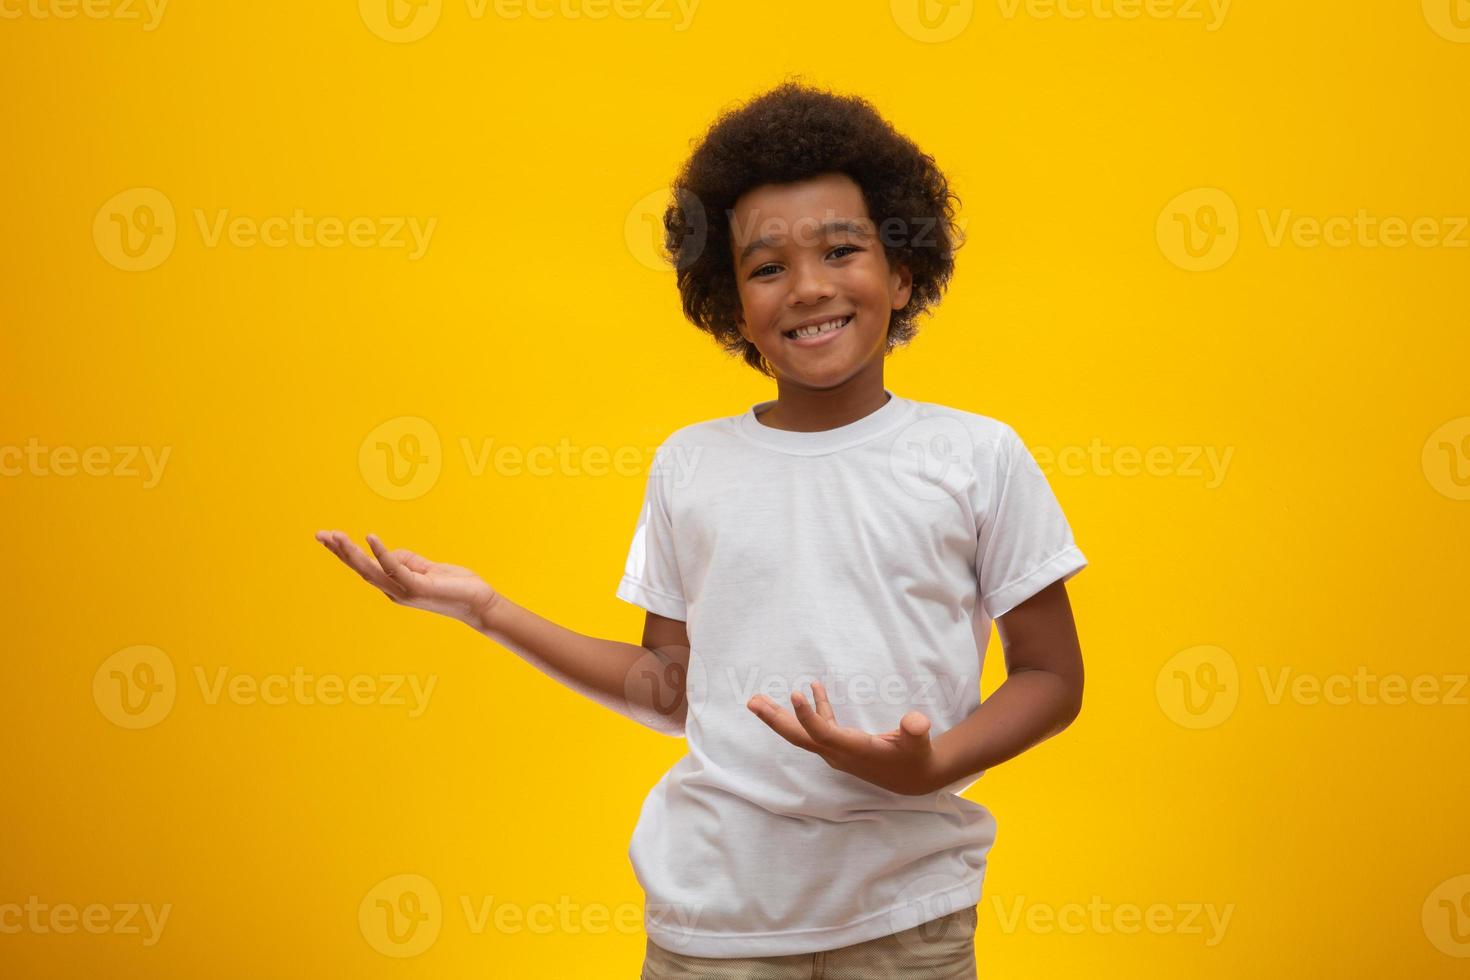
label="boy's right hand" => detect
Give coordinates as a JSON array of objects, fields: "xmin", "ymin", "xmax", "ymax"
[{"xmin": 315, "ymin": 530, "xmax": 499, "ymax": 630}]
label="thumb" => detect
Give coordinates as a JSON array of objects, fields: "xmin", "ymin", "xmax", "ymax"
[{"xmin": 896, "ymin": 710, "xmax": 931, "ymax": 746}]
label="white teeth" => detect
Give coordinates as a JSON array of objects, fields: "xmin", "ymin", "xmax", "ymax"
[{"xmin": 790, "ymin": 315, "xmax": 851, "ymax": 339}]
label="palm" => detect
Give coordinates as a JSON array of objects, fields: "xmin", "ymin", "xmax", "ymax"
[
  {"xmin": 746, "ymin": 683, "xmax": 940, "ymax": 795},
  {"xmin": 315, "ymin": 530, "xmax": 496, "ymax": 627},
  {"xmin": 870, "ymin": 731, "xmax": 910, "ymax": 751}
]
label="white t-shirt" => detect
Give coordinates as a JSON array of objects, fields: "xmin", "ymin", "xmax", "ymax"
[{"xmin": 616, "ymin": 388, "xmax": 1087, "ymax": 958}]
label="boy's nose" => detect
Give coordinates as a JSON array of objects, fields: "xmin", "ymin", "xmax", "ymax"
[{"xmin": 788, "ymin": 265, "xmax": 835, "ymax": 306}]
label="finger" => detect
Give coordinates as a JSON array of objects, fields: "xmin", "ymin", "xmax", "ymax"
[
  {"xmin": 319, "ymin": 531, "xmax": 361, "ymax": 574},
  {"xmin": 330, "ymin": 531, "xmax": 404, "ymax": 596},
  {"xmin": 810, "ymin": 680, "xmax": 837, "ymax": 723},
  {"xmin": 746, "ymin": 695, "xmax": 822, "ymax": 753},
  {"xmin": 319, "ymin": 531, "xmax": 355, "ymax": 568},
  {"xmin": 789, "ymin": 688, "xmax": 837, "ymax": 743},
  {"xmin": 327, "ymin": 531, "xmax": 385, "ymax": 583},
  {"xmin": 365, "ymin": 534, "xmax": 417, "ymax": 596},
  {"xmin": 895, "ymin": 710, "xmax": 932, "ymax": 747},
  {"xmin": 791, "ymin": 688, "xmax": 871, "ymax": 754},
  {"xmin": 317, "ymin": 530, "xmax": 349, "ymax": 563}
]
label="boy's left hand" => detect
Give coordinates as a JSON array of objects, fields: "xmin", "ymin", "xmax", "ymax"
[{"xmin": 746, "ymin": 681, "xmax": 945, "ymax": 796}]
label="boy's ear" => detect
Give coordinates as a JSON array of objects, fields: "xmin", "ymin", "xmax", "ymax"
[{"xmin": 890, "ymin": 261, "xmax": 914, "ymax": 310}]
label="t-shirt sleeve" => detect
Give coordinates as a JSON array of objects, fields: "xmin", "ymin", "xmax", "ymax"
[
  {"xmin": 616, "ymin": 442, "xmax": 688, "ymax": 621},
  {"xmin": 976, "ymin": 423, "xmax": 1088, "ymax": 620}
]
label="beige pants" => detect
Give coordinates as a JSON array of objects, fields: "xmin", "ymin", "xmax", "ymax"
[{"xmin": 640, "ymin": 904, "xmax": 978, "ymax": 979}]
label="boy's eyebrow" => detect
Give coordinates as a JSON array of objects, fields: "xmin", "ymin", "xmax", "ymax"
[{"xmin": 737, "ymin": 219, "xmax": 871, "ymax": 262}]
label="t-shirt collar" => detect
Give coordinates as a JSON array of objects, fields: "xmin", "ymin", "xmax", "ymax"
[{"xmin": 736, "ymin": 387, "xmax": 915, "ymax": 455}]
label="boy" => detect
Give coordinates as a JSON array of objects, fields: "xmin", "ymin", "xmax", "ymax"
[{"xmin": 317, "ymin": 80, "xmax": 1086, "ymax": 979}]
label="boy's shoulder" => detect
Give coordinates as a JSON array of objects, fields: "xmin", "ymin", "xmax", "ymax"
[
  {"xmin": 907, "ymin": 397, "xmax": 1018, "ymax": 440},
  {"xmin": 646, "ymin": 413, "xmax": 734, "ymax": 456},
  {"xmin": 893, "ymin": 399, "xmax": 1034, "ymax": 473}
]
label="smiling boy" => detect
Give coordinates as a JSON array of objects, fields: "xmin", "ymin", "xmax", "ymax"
[{"xmin": 317, "ymin": 80, "xmax": 1087, "ymax": 979}]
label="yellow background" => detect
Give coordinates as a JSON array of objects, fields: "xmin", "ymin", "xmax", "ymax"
[{"xmin": 3, "ymin": 0, "xmax": 1469, "ymax": 976}]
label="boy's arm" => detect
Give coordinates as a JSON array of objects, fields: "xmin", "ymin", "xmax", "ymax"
[
  {"xmin": 315, "ymin": 530, "xmax": 690, "ymax": 736},
  {"xmin": 475, "ymin": 597, "xmax": 692, "ymax": 737},
  {"xmin": 928, "ymin": 578, "xmax": 1084, "ymax": 788}
]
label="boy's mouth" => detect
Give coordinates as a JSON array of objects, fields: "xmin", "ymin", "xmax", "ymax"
[{"xmin": 783, "ymin": 313, "xmax": 854, "ymax": 342}]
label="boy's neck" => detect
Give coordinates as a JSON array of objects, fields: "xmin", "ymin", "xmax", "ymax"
[{"xmin": 752, "ymin": 375, "xmax": 891, "ymax": 433}]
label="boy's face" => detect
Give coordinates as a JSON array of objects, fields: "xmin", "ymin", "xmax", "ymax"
[{"xmin": 730, "ymin": 172, "xmax": 912, "ymax": 387}]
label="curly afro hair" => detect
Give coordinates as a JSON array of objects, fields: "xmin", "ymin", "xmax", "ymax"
[{"xmin": 662, "ymin": 79, "xmax": 963, "ymax": 378}]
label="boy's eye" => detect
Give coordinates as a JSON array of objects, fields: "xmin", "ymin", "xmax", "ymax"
[{"xmin": 750, "ymin": 245, "xmax": 862, "ymax": 279}]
